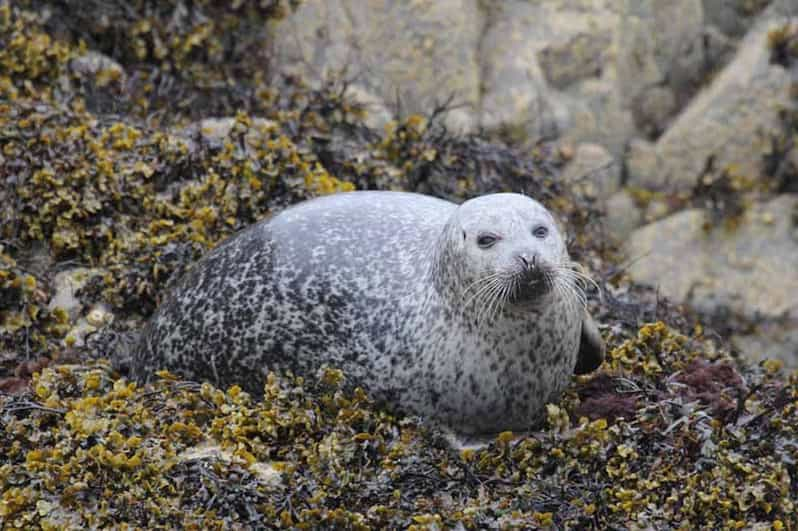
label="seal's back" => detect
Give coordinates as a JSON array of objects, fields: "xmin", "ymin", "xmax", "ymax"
[{"xmin": 132, "ymin": 191, "xmax": 455, "ymax": 392}]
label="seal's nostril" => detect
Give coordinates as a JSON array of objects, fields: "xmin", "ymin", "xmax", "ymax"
[{"xmin": 517, "ymin": 253, "xmax": 539, "ymax": 270}]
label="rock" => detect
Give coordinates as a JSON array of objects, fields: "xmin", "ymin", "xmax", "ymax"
[
  {"xmin": 178, "ymin": 443, "xmax": 282, "ymax": 487},
  {"xmin": 701, "ymin": 0, "xmax": 773, "ymax": 38},
  {"xmin": 560, "ymin": 143, "xmax": 620, "ymax": 201},
  {"xmin": 626, "ymin": 191, "xmax": 798, "ymax": 366},
  {"xmin": 631, "ymin": 85, "xmax": 678, "ymax": 138},
  {"xmin": 625, "ymin": 138, "xmax": 663, "ymax": 189},
  {"xmin": 269, "ymin": 0, "xmax": 482, "ymax": 132},
  {"xmin": 538, "ymin": 33, "xmax": 612, "ymax": 90},
  {"xmin": 178, "ymin": 117, "xmax": 277, "ymax": 152},
  {"xmin": 700, "ymin": 25, "xmax": 740, "ymax": 71},
  {"xmin": 477, "ymin": 1, "xmax": 559, "ymax": 140},
  {"xmin": 70, "ymin": 51, "xmax": 126, "ymax": 85},
  {"xmin": 343, "ymin": 85, "xmax": 393, "ymax": 131},
  {"xmin": 48, "ymin": 269, "xmax": 111, "ymax": 349},
  {"xmin": 617, "ymin": 0, "xmax": 707, "ymax": 136},
  {"xmin": 602, "ymin": 190, "xmax": 644, "ymax": 242},
  {"xmin": 642, "ymin": 11, "xmax": 795, "ymax": 192},
  {"xmin": 48, "ymin": 268, "xmax": 101, "ymax": 320},
  {"xmin": 557, "ymin": 77, "xmax": 637, "ymax": 158},
  {"xmin": 624, "ymin": 207, "xmax": 709, "ymax": 303},
  {"xmin": 643, "ymin": 200, "xmax": 672, "ymax": 224},
  {"xmin": 479, "ymin": 1, "xmax": 634, "ymax": 155},
  {"xmin": 625, "ymin": 194, "xmax": 798, "ymax": 319},
  {"xmin": 264, "ymin": 0, "xmax": 782, "ymax": 164},
  {"xmin": 732, "ymin": 325, "xmax": 798, "ymax": 368}
]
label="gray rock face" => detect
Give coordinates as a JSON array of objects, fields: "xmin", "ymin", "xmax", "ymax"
[
  {"xmin": 269, "ymin": 0, "xmax": 741, "ymax": 157},
  {"xmin": 625, "ymin": 11, "xmax": 795, "ymax": 192},
  {"xmin": 701, "ymin": 0, "xmax": 773, "ymax": 37},
  {"xmin": 624, "ymin": 208, "xmax": 709, "ymax": 305},
  {"xmin": 266, "ymin": 0, "xmax": 793, "ymax": 166},
  {"xmin": 560, "ymin": 143, "xmax": 620, "ymax": 201},
  {"xmin": 476, "ymin": 1, "xmax": 559, "ymax": 141},
  {"xmin": 626, "ymin": 195, "xmax": 798, "ymax": 318},
  {"xmin": 478, "ymin": 0, "xmax": 632, "ymax": 154},
  {"xmin": 602, "ymin": 190, "xmax": 643, "ymax": 243},
  {"xmin": 625, "ymin": 138, "xmax": 661, "ymax": 190},
  {"xmin": 630, "ymin": 85, "xmax": 678, "ymax": 138},
  {"xmin": 269, "ymin": 0, "xmax": 482, "ymax": 132},
  {"xmin": 538, "ymin": 33, "xmax": 613, "ymax": 91},
  {"xmin": 617, "ymin": 0, "xmax": 706, "ymax": 136},
  {"xmin": 625, "ymin": 194, "xmax": 798, "ymax": 365},
  {"xmin": 732, "ymin": 326, "xmax": 798, "ymax": 367}
]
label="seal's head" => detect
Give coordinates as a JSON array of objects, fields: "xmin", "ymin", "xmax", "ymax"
[{"xmin": 435, "ymin": 193, "xmax": 587, "ymax": 319}]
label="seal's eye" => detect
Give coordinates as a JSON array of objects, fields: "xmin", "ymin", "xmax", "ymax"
[
  {"xmin": 533, "ymin": 225, "xmax": 549, "ymax": 239},
  {"xmin": 477, "ymin": 234, "xmax": 498, "ymax": 249}
]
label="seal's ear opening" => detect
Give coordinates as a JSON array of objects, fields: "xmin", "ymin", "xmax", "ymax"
[{"xmin": 574, "ymin": 313, "xmax": 605, "ymax": 375}]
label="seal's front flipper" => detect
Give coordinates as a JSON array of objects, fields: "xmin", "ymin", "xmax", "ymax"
[{"xmin": 574, "ymin": 312, "xmax": 605, "ymax": 375}]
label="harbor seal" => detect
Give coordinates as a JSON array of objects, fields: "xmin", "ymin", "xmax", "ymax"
[{"xmin": 132, "ymin": 191, "xmax": 604, "ymax": 435}]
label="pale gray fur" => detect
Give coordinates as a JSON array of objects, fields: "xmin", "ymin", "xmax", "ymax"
[{"xmin": 132, "ymin": 191, "xmax": 604, "ymax": 436}]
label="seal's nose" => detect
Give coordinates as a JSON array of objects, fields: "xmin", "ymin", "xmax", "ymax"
[
  {"xmin": 517, "ymin": 252, "xmax": 538, "ymax": 270},
  {"xmin": 511, "ymin": 251, "xmax": 550, "ymax": 303}
]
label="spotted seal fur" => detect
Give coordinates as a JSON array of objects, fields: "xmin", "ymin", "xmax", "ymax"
[{"xmin": 132, "ymin": 191, "xmax": 604, "ymax": 436}]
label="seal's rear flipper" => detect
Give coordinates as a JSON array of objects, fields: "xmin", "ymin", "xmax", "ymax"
[{"xmin": 574, "ymin": 312, "xmax": 605, "ymax": 375}]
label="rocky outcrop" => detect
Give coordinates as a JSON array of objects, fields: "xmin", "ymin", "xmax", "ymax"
[
  {"xmin": 624, "ymin": 194, "xmax": 798, "ymax": 364},
  {"xmin": 560, "ymin": 143, "xmax": 620, "ymax": 201},
  {"xmin": 477, "ymin": 1, "xmax": 629, "ymax": 153},
  {"xmin": 269, "ymin": 0, "xmax": 482, "ymax": 131},
  {"xmin": 625, "ymin": 9, "xmax": 796, "ymax": 193},
  {"xmin": 268, "ymin": 0, "xmax": 769, "ymax": 157},
  {"xmin": 618, "ymin": 3, "xmax": 798, "ymax": 365}
]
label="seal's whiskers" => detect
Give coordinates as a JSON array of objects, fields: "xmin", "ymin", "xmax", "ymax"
[
  {"xmin": 550, "ymin": 260, "xmax": 597, "ymax": 313},
  {"xmin": 476, "ymin": 278, "xmax": 504, "ymax": 328},
  {"xmin": 464, "ymin": 275, "xmax": 500, "ymax": 326}
]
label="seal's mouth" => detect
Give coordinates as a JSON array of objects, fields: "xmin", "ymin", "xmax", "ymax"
[{"xmin": 508, "ymin": 267, "xmax": 554, "ymax": 305}]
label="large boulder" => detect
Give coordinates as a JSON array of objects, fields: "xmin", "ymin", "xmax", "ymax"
[
  {"xmin": 625, "ymin": 7, "xmax": 796, "ymax": 192},
  {"xmin": 268, "ymin": 0, "xmax": 482, "ymax": 131},
  {"xmin": 624, "ymin": 194, "xmax": 798, "ymax": 364},
  {"xmin": 478, "ymin": 0, "xmax": 631, "ymax": 153},
  {"xmin": 616, "ymin": 0, "xmax": 707, "ymax": 137},
  {"xmin": 625, "ymin": 194, "xmax": 798, "ymax": 317}
]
